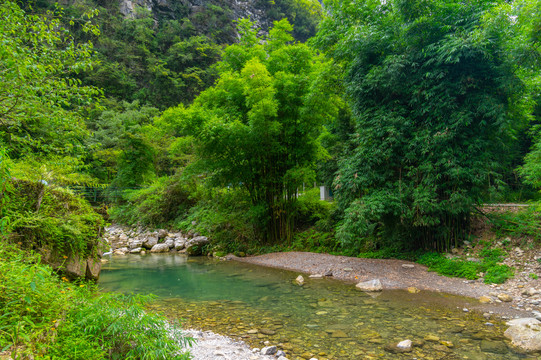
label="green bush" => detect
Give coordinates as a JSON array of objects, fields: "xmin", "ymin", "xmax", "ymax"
[
  {"xmin": 5, "ymin": 180, "xmax": 104, "ymax": 257},
  {"xmin": 417, "ymin": 250, "xmax": 514, "ymax": 284},
  {"xmin": 0, "ymin": 242, "xmax": 192, "ymax": 359},
  {"xmin": 108, "ymin": 175, "xmax": 196, "ymax": 228},
  {"xmin": 490, "ymin": 204, "xmax": 541, "ymax": 244},
  {"xmin": 294, "ymin": 188, "xmax": 336, "ymax": 227}
]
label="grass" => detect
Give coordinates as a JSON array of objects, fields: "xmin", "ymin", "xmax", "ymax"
[
  {"xmin": 417, "ymin": 248, "xmax": 514, "ymax": 284},
  {"xmin": 0, "ymin": 241, "xmax": 192, "ymax": 359}
]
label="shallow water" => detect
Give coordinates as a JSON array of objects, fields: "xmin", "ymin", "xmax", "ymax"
[{"xmin": 99, "ymin": 254, "xmax": 533, "ymax": 359}]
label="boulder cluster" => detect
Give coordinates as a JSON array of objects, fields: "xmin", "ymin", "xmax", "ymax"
[{"xmin": 103, "ymin": 225, "xmax": 209, "ymax": 256}]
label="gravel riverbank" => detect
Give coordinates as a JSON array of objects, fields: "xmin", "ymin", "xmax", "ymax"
[
  {"xmin": 184, "ymin": 330, "xmax": 277, "ymax": 360},
  {"xmin": 235, "ymin": 251, "xmax": 540, "ymax": 319}
]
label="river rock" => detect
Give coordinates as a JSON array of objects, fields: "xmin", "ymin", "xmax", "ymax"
[
  {"xmin": 397, "ymin": 339, "xmax": 412, "ymax": 350},
  {"xmin": 504, "ymin": 318, "xmax": 541, "ymax": 352},
  {"xmin": 158, "ymin": 229, "xmax": 168, "ymax": 238},
  {"xmin": 309, "ymin": 274, "xmax": 323, "ymax": 279},
  {"xmin": 143, "ymin": 235, "xmax": 159, "ymax": 249},
  {"xmin": 164, "ymin": 238, "xmax": 175, "ymax": 248},
  {"xmin": 480, "ymin": 340, "xmax": 508, "ymax": 354},
  {"xmin": 276, "ymin": 350, "xmax": 286, "ymax": 357},
  {"xmin": 356, "ymin": 279, "xmax": 383, "ymax": 292},
  {"xmin": 150, "ymin": 243, "xmax": 170, "ymax": 253},
  {"xmin": 498, "ymin": 293, "xmax": 513, "ymax": 302},
  {"xmin": 407, "ymin": 287, "xmax": 420, "ymax": 294},
  {"xmin": 85, "ymin": 258, "xmax": 101, "ymax": 280},
  {"xmin": 130, "ymin": 247, "xmax": 142, "ymax": 254},
  {"xmin": 479, "ymin": 296, "xmax": 492, "ymax": 304},
  {"xmin": 185, "ymin": 236, "xmax": 209, "ymax": 255},
  {"xmin": 174, "ymin": 239, "xmax": 186, "ymax": 250},
  {"xmin": 261, "ymin": 346, "xmax": 277, "ymax": 355},
  {"xmin": 113, "ymin": 247, "xmax": 128, "ymax": 255},
  {"xmin": 401, "ymin": 264, "xmax": 415, "ymax": 269},
  {"xmin": 385, "ymin": 340, "xmax": 412, "ymax": 353},
  {"xmin": 295, "ymin": 275, "xmax": 305, "ymax": 286},
  {"xmin": 324, "ymin": 270, "xmax": 333, "ymax": 276},
  {"xmin": 128, "ymin": 238, "xmax": 144, "ymax": 249}
]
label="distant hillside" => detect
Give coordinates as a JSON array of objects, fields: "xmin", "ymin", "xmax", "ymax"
[{"xmin": 27, "ymin": 0, "xmax": 322, "ymax": 109}]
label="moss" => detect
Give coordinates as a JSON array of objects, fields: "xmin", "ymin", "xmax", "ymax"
[{"xmin": 5, "ymin": 179, "xmax": 105, "ymax": 258}]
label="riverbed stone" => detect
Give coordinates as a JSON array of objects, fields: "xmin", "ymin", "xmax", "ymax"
[
  {"xmin": 407, "ymin": 287, "xmax": 420, "ymax": 294},
  {"xmin": 504, "ymin": 318, "xmax": 541, "ymax": 352},
  {"xmin": 480, "ymin": 340, "xmax": 508, "ymax": 354},
  {"xmin": 424, "ymin": 334, "xmax": 440, "ymax": 342},
  {"xmin": 113, "ymin": 247, "xmax": 128, "ymax": 255},
  {"xmin": 130, "ymin": 247, "xmax": 142, "ymax": 254},
  {"xmin": 174, "ymin": 239, "xmax": 186, "ymax": 250},
  {"xmin": 385, "ymin": 340, "xmax": 412, "ymax": 353},
  {"xmin": 260, "ymin": 328, "xmax": 276, "ymax": 335},
  {"xmin": 295, "ymin": 275, "xmax": 305, "ymax": 286},
  {"xmin": 150, "ymin": 243, "xmax": 170, "ymax": 253},
  {"xmin": 261, "ymin": 346, "xmax": 277, "ymax": 355},
  {"xmin": 479, "ymin": 296, "xmax": 492, "ymax": 304},
  {"xmin": 356, "ymin": 279, "xmax": 383, "ymax": 292},
  {"xmin": 164, "ymin": 238, "xmax": 175, "ymax": 248},
  {"xmin": 397, "ymin": 339, "xmax": 412, "ymax": 350},
  {"xmin": 143, "ymin": 235, "xmax": 158, "ymax": 249},
  {"xmin": 185, "ymin": 236, "xmax": 209, "ymax": 255},
  {"xmin": 498, "ymin": 293, "xmax": 513, "ymax": 302}
]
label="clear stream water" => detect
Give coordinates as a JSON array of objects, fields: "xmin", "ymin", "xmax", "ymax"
[{"xmin": 99, "ymin": 254, "xmax": 534, "ymax": 360}]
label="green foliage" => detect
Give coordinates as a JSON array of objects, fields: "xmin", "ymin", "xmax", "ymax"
[
  {"xmin": 315, "ymin": 0, "xmax": 527, "ymax": 251},
  {"xmin": 294, "ymin": 188, "xmax": 336, "ymax": 227},
  {"xmin": 417, "ymin": 253, "xmax": 480, "ymax": 280},
  {"xmin": 109, "ymin": 175, "xmax": 197, "ymax": 227},
  {"xmin": 0, "ymin": 149, "xmax": 12, "ymax": 236},
  {"xmin": 0, "ymin": 242, "xmax": 191, "ymax": 359},
  {"xmin": 50, "ymin": 292, "xmax": 192, "ymax": 360},
  {"xmin": 417, "ymin": 249, "xmax": 514, "ymax": 284},
  {"xmin": 177, "ymin": 186, "xmax": 257, "ymax": 254},
  {"xmin": 0, "ymin": 1, "xmax": 101, "ymax": 161},
  {"xmin": 33, "ymin": 0, "xmax": 321, "ymax": 111},
  {"xmin": 490, "ymin": 205, "xmax": 541, "ymax": 243},
  {"xmin": 288, "ymin": 229, "xmax": 338, "ymax": 253},
  {"xmin": 169, "ymin": 19, "xmax": 339, "ymax": 243},
  {"xmin": 4, "ymin": 180, "xmax": 104, "ymax": 257}
]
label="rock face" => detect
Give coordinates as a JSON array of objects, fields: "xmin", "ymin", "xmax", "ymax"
[
  {"xmin": 39, "ymin": 248, "xmax": 103, "ymax": 281},
  {"xmin": 356, "ymin": 279, "xmax": 383, "ymax": 292},
  {"xmin": 504, "ymin": 318, "xmax": 541, "ymax": 352}
]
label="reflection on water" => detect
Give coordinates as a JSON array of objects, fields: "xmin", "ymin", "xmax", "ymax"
[{"xmin": 99, "ymin": 254, "xmax": 533, "ymax": 359}]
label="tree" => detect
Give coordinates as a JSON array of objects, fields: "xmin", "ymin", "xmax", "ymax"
[
  {"xmin": 0, "ymin": 1, "xmax": 101, "ymax": 161},
  {"xmin": 162, "ymin": 19, "xmax": 338, "ymax": 243},
  {"xmin": 314, "ymin": 0, "xmax": 525, "ymax": 251}
]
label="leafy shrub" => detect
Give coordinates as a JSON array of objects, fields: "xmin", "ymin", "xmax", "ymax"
[
  {"xmin": 0, "ymin": 241, "xmax": 192, "ymax": 359},
  {"xmin": 294, "ymin": 188, "xmax": 336, "ymax": 227},
  {"xmin": 417, "ymin": 251, "xmax": 514, "ymax": 284},
  {"xmin": 5, "ymin": 180, "xmax": 104, "ymax": 257},
  {"xmin": 109, "ymin": 175, "xmax": 196, "ymax": 228},
  {"xmin": 483, "ymin": 265, "xmax": 514, "ymax": 284},
  {"xmin": 490, "ymin": 204, "xmax": 541, "ymax": 244},
  {"xmin": 288, "ymin": 228, "xmax": 339, "ymax": 253}
]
